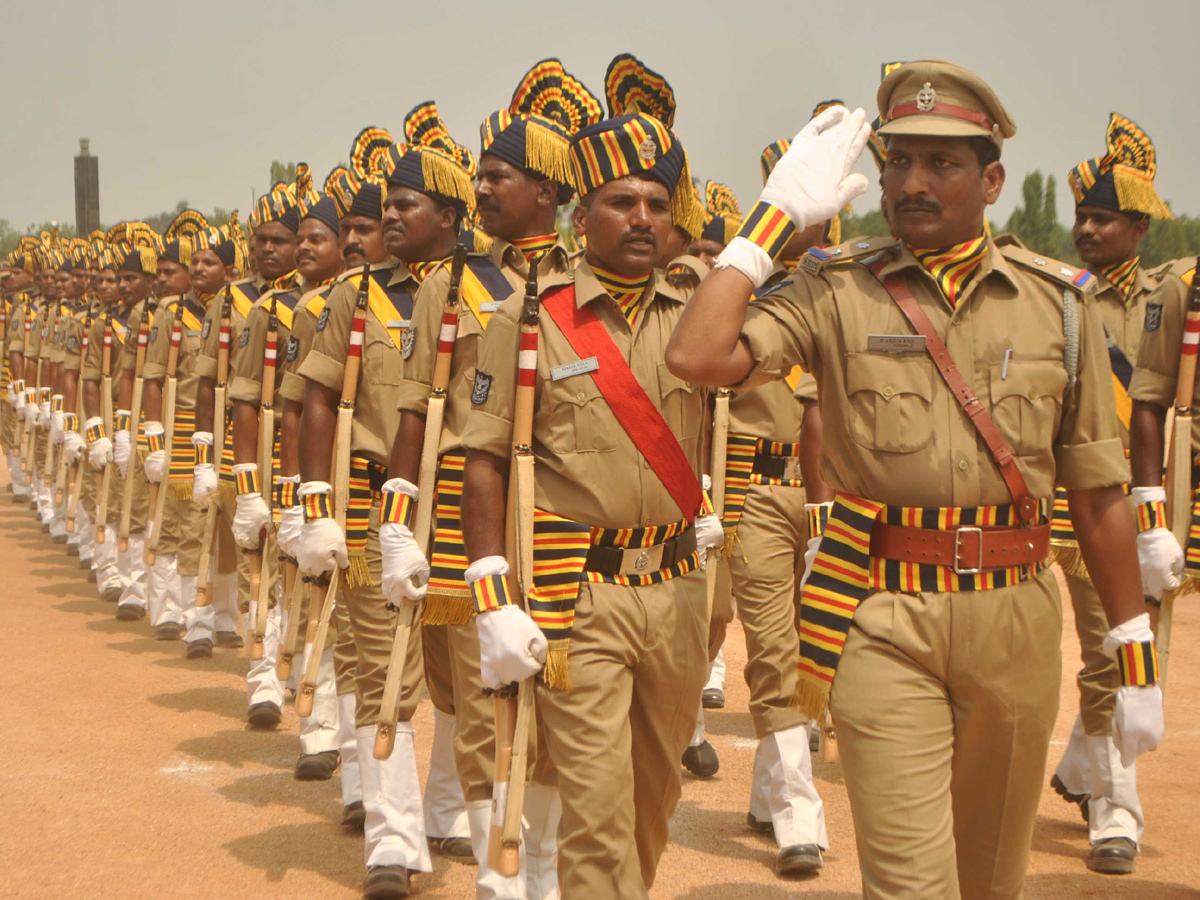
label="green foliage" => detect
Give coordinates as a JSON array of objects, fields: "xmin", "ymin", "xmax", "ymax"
[
  {"xmin": 0, "ymin": 219, "xmax": 78, "ymax": 257},
  {"xmin": 270, "ymin": 161, "xmax": 297, "ymax": 186},
  {"xmin": 1002, "ymin": 172, "xmax": 1075, "ymax": 261},
  {"xmin": 841, "ymin": 208, "xmax": 889, "ymax": 241}
]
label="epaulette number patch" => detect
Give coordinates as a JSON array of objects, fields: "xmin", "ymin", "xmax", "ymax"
[
  {"xmin": 286, "ymin": 336, "xmax": 299, "ymax": 362},
  {"xmin": 239, "ymin": 328, "xmax": 250, "ymax": 348},
  {"xmin": 150, "ymin": 326, "xmax": 159, "ymax": 343},
  {"xmin": 471, "ymin": 370, "xmax": 492, "ymax": 406},
  {"xmin": 1145, "ymin": 303, "xmax": 1162, "ymax": 333},
  {"xmin": 201, "ymin": 319, "xmax": 211, "ymax": 340},
  {"xmin": 316, "ymin": 307, "xmax": 330, "ymax": 332}
]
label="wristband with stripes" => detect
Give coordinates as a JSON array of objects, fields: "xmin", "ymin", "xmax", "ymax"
[
  {"xmin": 1116, "ymin": 640, "xmax": 1159, "ymax": 687},
  {"xmin": 115, "ymin": 410, "xmax": 131, "ymax": 432},
  {"xmin": 807, "ymin": 503, "xmax": 832, "ymax": 538},
  {"xmin": 1134, "ymin": 500, "xmax": 1168, "ymax": 533},
  {"xmin": 146, "ymin": 431, "xmax": 165, "ymax": 453},
  {"xmin": 234, "ymin": 466, "xmax": 260, "ymax": 496},
  {"xmin": 471, "ymin": 573, "xmax": 513, "ymax": 614},
  {"xmin": 381, "ymin": 491, "xmax": 416, "ymax": 529},
  {"xmin": 303, "ymin": 492, "xmax": 334, "ymax": 521},
  {"xmin": 736, "ymin": 201, "xmax": 796, "ymax": 260},
  {"xmin": 85, "ymin": 421, "xmax": 106, "ymax": 443}
]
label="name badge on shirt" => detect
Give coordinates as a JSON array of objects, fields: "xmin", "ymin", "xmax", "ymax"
[
  {"xmin": 550, "ymin": 357, "xmax": 599, "ymax": 381},
  {"xmin": 867, "ymin": 334, "xmax": 927, "ymax": 354},
  {"xmin": 479, "ymin": 301, "xmax": 501, "ymax": 313},
  {"xmin": 385, "ymin": 319, "xmax": 410, "ymax": 329}
]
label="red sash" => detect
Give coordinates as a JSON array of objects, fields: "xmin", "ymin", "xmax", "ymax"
[{"xmin": 541, "ymin": 285, "xmax": 703, "ymax": 520}]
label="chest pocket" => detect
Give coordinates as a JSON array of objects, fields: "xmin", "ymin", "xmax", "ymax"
[
  {"xmin": 657, "ymin": 362, "xmax": 702, "ymax": 445},
  {"xmin": 543, "ymin": 371, "xmax": 617, "ymax": 455},
  {"xmin": 989, "ymin": 359, "xmax": 1068, "ymax": 456},
  {"xmin": 846, "ymin": 353, "xmax": 934, "ymax": 453},
  {"xmin": 364, "ymin": 335, "xmax": 401, "ymax": 386}
]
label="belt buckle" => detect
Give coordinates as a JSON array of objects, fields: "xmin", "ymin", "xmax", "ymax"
[
  {"xmin": 783, "ymin": 457, "xmax": 802, "ymax": 483},
  {"xmin": 953, "ymin": 526, "xmax": 984, "ymax": 575}
]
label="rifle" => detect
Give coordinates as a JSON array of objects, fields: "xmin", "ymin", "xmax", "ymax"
[
  {"xmin": 66, "ymin": 311, "xmax": 91, "ymax": 533},
  {"xmin": 146, "ymin": 301, "xmax": 181, "ymax": 566},
  {"xmin": 375, "ymin": 247, "xmax": 466, "ymax": 760},
  {"xmin": 276, "ymin": 560, "xmax": 305, "ymax": 681},
  {"xmin": 196, "ymin": 285, "xmax": 232, "ymax": 609},
  {"xmin": 95, "ymin": 313, "xmax": 114, "ymax": 544},
  {"xmin": 489, "ymin": 259, "xmax": 541, "ymax": 877},
  {"xmin": 1159, "ymin": 255, "xmax": 1200, "ymax": 689},
  {"xmin": 249, "ymin": 296, "xmax": 280, "ymax": 661},
  {"xmin": 16, "ymin": 309, "xmax": 32, "ymax": 472},
  {"xmin": 297, "ymin": 271, "xmax": 369, "ymax": 717},
  {"xmin": 118, "ymin": 301, "xmax": 153, "ymax": 551}
]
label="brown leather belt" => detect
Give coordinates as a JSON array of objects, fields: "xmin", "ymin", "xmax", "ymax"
[{"xmin": 869, "ymin": 522, "xmax": 1051, "ymax": 575}]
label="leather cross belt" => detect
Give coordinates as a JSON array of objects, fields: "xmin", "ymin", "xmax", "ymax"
[
  {"xmin": 869, "ymin": 521, "xmax": 1051, "ymax": 575},
  {"xmin": 585, "ymin": 526, "xmax": 697, "ymax": 577}
]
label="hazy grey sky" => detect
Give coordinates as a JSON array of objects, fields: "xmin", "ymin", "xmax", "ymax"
[{"xmin": 2, "ymin": 0, "xmax": 1196, "ymax": 233}]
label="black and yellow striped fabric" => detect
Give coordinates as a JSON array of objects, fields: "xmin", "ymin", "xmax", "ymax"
[
  {"xmin": 425, "ymin": 450, "xmax": 473, "ymax": 625},
  {"xmin": 911, "ymin": 236, "xmax": 988, "ymax": 307}
]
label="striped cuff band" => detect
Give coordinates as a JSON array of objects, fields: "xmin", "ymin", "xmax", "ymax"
[
  {"xmin": 737, "ymin": 201, "xmax": 796, "ymax": 260},
  {"xmin": 381, "ymin": 491, "xmax": 416, "ymax": 529},
  {"xmin": 471, "ymin": 573, "xmax": 513, "ymax": 614},
  {"xmin": 115, "ymin": 411, "xmax": 131, "ymax": 432},
  {"xmin": 700, "ymin": 489, "xmax": 715, "ymax": 517},
  {"xmin": 1116, "ymin": 640, "xmax": 1159, "ymax": 687},
  {"xmin": 146, "ymin": 431, "xmax": 165, "ymax": 453},
  {"xmin": 63, "ymin": 413, "xmax": 78, "ymax": 433},
  {"xmin": 11, "ymin": 380, "xmax": 23, "ymax": 393},
  {"xmin": 275, "ymin": 479, "xmax": 299, "ymax": 509},
  {"xmin": 807, "ymin": 503, "xmax": 832, "ymax": 537},
  {"xmin": 195, "ymin": 443, "xmax": 212, "ymax": 466},
  {"xmin": 51, "ymin": 394, "xmax": 64, "ymax": 413},
  {"xmin": 38, "ymin": 387, "xmax": 51, "ymax": 404},
  {"xmin": 303, "ymin": 492, "xmax": 334, "ymax": 521},
  {"xmin": 1135, "ymin": 501, "xmax": 1167, "ymax": 533},
  {"xmin": 234, "ymin": 467, "xmax": 260, "ymax": 496},
  {"xmin": 85, "ymin": 421, "xmax": 106, "ymax": 443}
]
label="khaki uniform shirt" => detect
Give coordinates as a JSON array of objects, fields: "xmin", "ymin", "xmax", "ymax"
[
  {"xmin": 738, "ymin": 236, "xmax": 1128, "ymax": 508},
  {"xmin": 1129, "ymin": 258, "xmax": 1198, "ymax": 449},
  {"xmin": 7, "ymin": 292, "xmax": 32, "ymax": 358},
  {"xmin": 24, "ymin": 298, "xmax": 47, "ymax": 363},
  {"xmin": 397, "ymin": 239, "xmax": 572, "ymax": 457},
  {"xmin": 278, "ymin": 282, "xmax": 337, "ymax": 405},
  {"xmin": 299, "ymin": 263, "xmax": 422, "ymax": 467},
  {"xmin": 143, "ymin": 292, "xmax": 214, "ymax": 412},
  {"xmin": 118, "ymin": 298, "xmax": 157, "ymax": 376},
  {"xmin": 81, "ymin": 302, "xmax": 138, "ymax": 411},
  {"xmin": 194, "ymin": 277, "xmax": 264, "ymax": 382},
  {"xmin": 462, "ymin": 256, "xmax": 708, "ymax": 528},
  {"xmin": 59, "ymin": 305, "xmax": 90, "ymax": 374},
  {"xmin": 1087, "ymin": 263, "xmax": 1154, "ymax": 452},
  {"xmin": 228, "ymin": 283, "xmax": 306, "ymax": 406}
]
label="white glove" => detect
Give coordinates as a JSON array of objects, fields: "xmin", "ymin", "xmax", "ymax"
[
  {"xmin": 50, "ymin": 403, "xmax": 64, "ymax": 443},
  {"xmin": 113, "ymin": 418, "xmax": 131, "ymax": 475},
  {"xmin": 191, "ymin": 432, "xmax": 217, "ymax": 502},
  {"xmin": 13, "ymin": 387, "xmax": 27, "ymax": 413},
  {"xmin": 469, "ymin": 555, "xmax": 547, "ymax": 689},
  {"xmin": 694, "ymin": 513, "xmax": 724, "ymax": 570},
  {"xmin": 1102, "ymin": 613, "xmax": 1165, "ymax": 767},
  {"xmin": 379, "ymin": 478, "xmax": 429, "ymax": 608},
  {"xmin": 5, "ymin": 384, "xmax": 16, "ymax": 408},
  {"xmin": 718, "ymin": 106, "xmax": 872, "ymax": 288},
  {"xmin": 23, "ymin": 399, "xmax": 38, "ymax": 427},
  {"xmin": 799, "ymin": 535, "xmax": 823, "ymax": 591},
  {"xmin": 142, "ymin": 422, "xmax": 166, "ymax": 483},
  {"xmin": 88, "ymin": 429, "xmax": 112, "ymax": 470},
  {"xmin": 276, "ymin": 505, "xmax": 303, "ymax": 559},
  {"xmin": 1131, "ymin": 486, "xmax": 1184, "ymax": 601},
  {"xmin": 63, "ymin": 430, "xmax": 85, "ymax": 466},
  {"xmin": 232, "ymin": 466, "xmax": 271, "ymax": 549},
  {"xmin": 296, "ymin": 481, "xmax": 346, "ymax": 575},
  {"xmin": 37, "ymin": 400, "xmax": 50, "ymax": 428}
]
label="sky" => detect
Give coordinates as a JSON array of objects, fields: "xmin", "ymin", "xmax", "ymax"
[{"xmin": 2, "ymin": 0, "xmax": 1197, "ymax": 234}]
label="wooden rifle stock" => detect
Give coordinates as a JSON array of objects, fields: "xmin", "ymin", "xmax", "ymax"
[
  {"xmin": 146, "ymin": 303, "xmax": 182, "ymax": 566},
  {"xmin": 196, "ymin": 285, "xmax": 232, "ymax": 608},
  {"xmin": 118, "ymin": 302, "xmax": 153, "ymax": 551},
  {"xmin": 376, "ymin": 247, "xmax": 467, "ymax": 760},
  {"xmin": 298, "ymin": 271, "xmax": 370, "ymax": 716},
  {"xmin": 250, "ymin": 296, "xmax": 280, "ymax": 660},
  {"xmin": 1159, "ymin": 255, "xmax": 1200, "ymax": 689},
  {"xmin": 490, "ymin": 258, "xmax": 541, "ymax": 877},
  {"xmin": 95, "ymin": 314, "xmax": 114, "ymax": 544}
]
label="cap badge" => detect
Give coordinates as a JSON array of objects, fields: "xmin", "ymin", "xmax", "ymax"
[
  {"xmin": 916, "ymin": 82, "xmax": 937, "ymax": 113},
  {"xmin": 638, "ymin": 138, "xmax": 657, "ymax": 161}
]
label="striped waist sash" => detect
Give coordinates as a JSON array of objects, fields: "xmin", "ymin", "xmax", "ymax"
[
  {"xmin": 424, "ymin": 449, "xmax": 472, "ymax": 625},
  {"xmin": 796, "ymin": 491, "xmax": 1048, "ymax": 719},
  {"xmin": 346, "ymin": 454, "xmax": 388, "ymax": 588},
  {"xmin": 167, "ymin": 408, "xmax": 197, "ymax": 498},
  {"xmin": 721, "ymin": 433, "xmax": 804, "ymax": 543}
]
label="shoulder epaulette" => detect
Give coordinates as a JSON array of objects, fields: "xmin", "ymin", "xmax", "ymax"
[
  {"xmin": 800, "ymin": 236, "xmax": 898, "ymax": 275},
  {"xmin": 1000, "ymin": 244, "xmax": 1097, "ymax": 296},
  {"xmin": 664, "ymin": 254, "xmax": 707, "ymax": 290},
  {"xmin": 1149, "ymin": 256, "xmax": 1197, "ymax": 286},
  {"xmin": 991, "ymin": 231, "xmax": 1027, "ymax": 250}
]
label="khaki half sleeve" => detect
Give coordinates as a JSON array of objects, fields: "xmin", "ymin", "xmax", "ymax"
[
  {"xmin": 80, "ymin": 319, "xmax": 104, "ymax": 382},
  {"xmin": 141, "ymin": 309, "xmax": 173, "ymax": 382},
  {"xmin": 299, "ymin": 290, "xmax": 352, "ymax": 394},
  {"xmin": 738, "ymin": 278, "xmax": 819, "ymax": 391},
  {"xmin": 1130, "ymin": 274, "xmax": 1187, "ymax": 409},
  {"xmin": 228, "ymin": 305, "xmax": 267, "ymax": 404},
  {"xmin": 459, "ymin": 305, "xmax": 518, "ymax": 459},
  {"xmin": 278, "ymin": 311, "xmax": 316, "ymax": 404},
  {"xmin": 396, "ymin": 271, "xmax": 447, "ymax": 417},
  {"xmin": 1054, "ymin": 293, "xmax": 1130, "ymax": 490}
]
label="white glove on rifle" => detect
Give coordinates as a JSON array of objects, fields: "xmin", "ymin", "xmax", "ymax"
[
  {"xmin": 469, "ymin": 555, "xmax": 547, "ymax": 689},
  {"xmin": 5, "ymin": 384, "xmax": 17, "ymax": 408},
  {"xmin": 86, "ymin": 418, "xmax": 112, "ymax": 470},
  {"xmin": 232, "ymin": 464, "xmax": 270, "ymax": 549},
  {"xmin": 1131, "ymin": 486, "xmax": 1184, "ymax": 602},
  {"xmin": 142, "ymin": 421, "xmax": 166, "ymax": 483},
  {"xmin": 191, "ymin": 432, "xmax": 217, "ymax": 503},
  {"xmin": 717, "ymin": 105, "xmax": 873, "ymax": 288},
  {"xmin": 296, "ymin": 481, "xmax": 347, "ymax": 576},
  {"xmin": 1102, "ymin": 613, "xmax": 1164, "ymax": 767},
  {"xmin": 37, "ymin": 400, "xmax": 50, "ymax": 428},
  {"xmin": 276, "ymin": 504, "xmax": 303, "ymax": 559},
  {"xmin": 379, "ymin": 478, "xmax": 430, "ymax": 608},
  {"xmin": 23, "ymin": 398, "xmax": 38, "ymax": 427},
  {"xmin": 50, "ymin": 401, "xmax": 64, "ymax": 443},
  {"xmin": 63, "ymin": 430, "xmax": 85, "ymax": 466},
  {"xmin": 694, "ymin": 513, "xmax": 724, "ymax": 571}
]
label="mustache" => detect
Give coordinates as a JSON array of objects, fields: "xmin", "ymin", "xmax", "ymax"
[
  {"xmin": 476, "ymin": 197, "xmax": 500, "ymax": 212},
  {"xmin": 621, "ymin": 229, "xmax": 656, "ymax": 245},
  {"xmin": 895, "ymin": 196, "xmax": 942, "ymax": 215}
]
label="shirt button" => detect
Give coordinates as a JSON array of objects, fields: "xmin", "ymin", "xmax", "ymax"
[
  {"xmin": 1028, "ymin": 388, "xmax": 1039, "ymax": 401},
  {"xmin": 576, "ymin": 391, "xmax": 586, "ymax": 401},
  {"xmin": 957, "ymin": 458, "xmax": 969, "ymax": 471},
  {"xmin": 882, "ymin": 385, "xmax": 895, "ymax": 399},
  {"xmin": 643, "ymin": 459, "xmax": 651, "ymax": 469}
]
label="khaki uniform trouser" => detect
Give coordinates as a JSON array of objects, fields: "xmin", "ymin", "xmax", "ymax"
[
  {"xmin": 830, "ymin": 570, "xmax": 1062, "ymax": 900},
  {"xmin": 707, "ymin": 553, "xmax": 733, "ymax": 662},
  {"xmin": 345, "ymin": 502, "xmax": 424, "ymax": 728},
  {"xmin": 1, "ymin": 401, "xmax": 13, "ymax": 451},
  {"xmin": 106, "ymin": 447, "xmax": 150, "ymax": 532},
  {"xmin": 289, "ymin": 574, "xmax": 357, "ymax": 693},
  {"xmin": 163, "ymin": 490, "xmax": 206, "ymax": 575},
  {"xmin": 1064, "ymin": 572, "xmax": 1118, "ymax": 735},
  {"xmin": 535, "ymin": 571, "xmax": 708, "ymax": 899},
  {"xmin": 80, "ymin": 460, "xmax": 97, "ymax": 518},
  {"xmin": 214, "ymin": 490, "xmax": 260, "ymax": 612},
  {"xmin": 727, "ymin": 481, "xmax": 809, "ymax": 738}
]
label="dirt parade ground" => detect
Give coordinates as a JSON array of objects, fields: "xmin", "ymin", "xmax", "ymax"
[{"xmin": 0, "ymin": 461, "xmax": 1197, "ymax": 899}]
